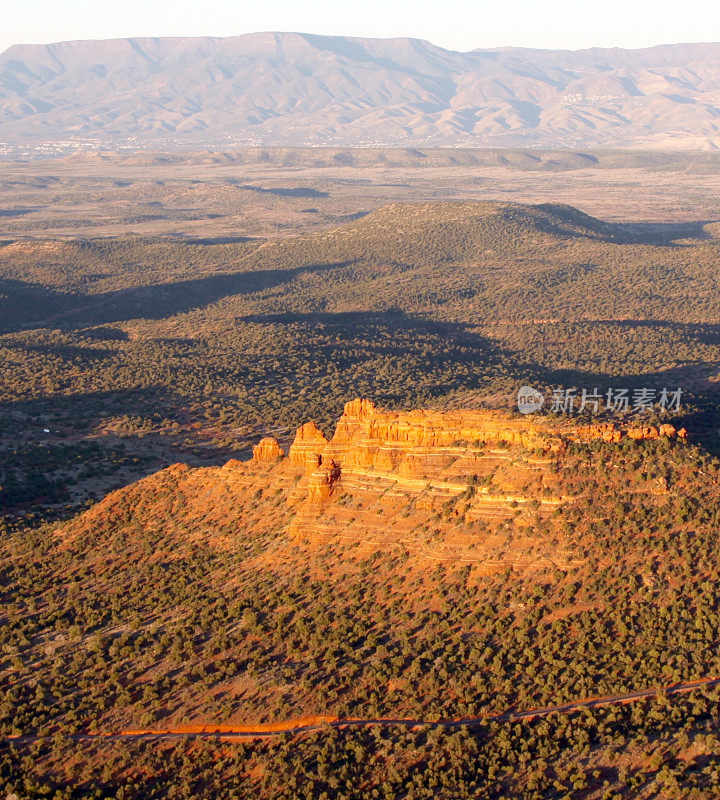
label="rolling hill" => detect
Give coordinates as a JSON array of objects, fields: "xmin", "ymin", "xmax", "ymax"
[{"xmin": 2, "ymin": 198, "xmax": 720, "ymax": 516}]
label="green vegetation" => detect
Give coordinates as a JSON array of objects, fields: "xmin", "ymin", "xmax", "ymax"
[
  {"xmin": 3, "ymin": 198, "xmax": 720, "ymax": 796},
  {"xmin": 2, "ymin": 438, "xmax": 720, "ymax": 796},
  {"xmin": 2, "ymin": 201, "xmax": 720, "ymax": 514},
  {"xmin": 6, "ymin": 694, "xmax": 720, "ymax": 799}
]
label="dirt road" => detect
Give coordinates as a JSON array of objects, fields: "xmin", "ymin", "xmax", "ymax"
[{"xmin": 5, "ymin": 676, "xmax": 719, "ymax": 745}]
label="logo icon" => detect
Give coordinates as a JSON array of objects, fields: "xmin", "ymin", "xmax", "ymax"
[{"xmin": 517, "ymin": 386, "xmax": 545, "ymax": 415}]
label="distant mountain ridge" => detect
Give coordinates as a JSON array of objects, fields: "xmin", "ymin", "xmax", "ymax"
[{"xmin": 2, "ymin": 33, "xmax": 720, "ymax": 153}]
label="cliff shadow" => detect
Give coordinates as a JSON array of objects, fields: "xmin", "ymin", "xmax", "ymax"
[
  {"xmin": 0, "ymin": 386, "xmax": 252, "ymax": 516},
  {"xmin": 612, "ymin": 220, "xmax": 720, "ymax": 244},
  {"xmin": 0, "ymin": 260, "xmax": 356, "ymax": 334}
]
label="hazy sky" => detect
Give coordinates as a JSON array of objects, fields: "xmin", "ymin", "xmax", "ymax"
[{"xmin": 3, "ymin": 0, "xmax": 720, "ymax": 55}]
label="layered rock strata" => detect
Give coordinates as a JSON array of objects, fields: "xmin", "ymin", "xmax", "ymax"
[{"xmin": 59, "ymin": 398, "xmax": 687, "ymax": 574}]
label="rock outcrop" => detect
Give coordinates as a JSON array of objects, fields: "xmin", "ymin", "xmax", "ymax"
[
  {"xmin": 252, "ymin": 437, "xmax": 284, "ymax": 462},
  {"xmin": 288, "ymin": 422, "xmax": 329, "ymax": 470},
  {"xmin": 286, "ymin": 399, "xmax": 685, "ymax": 483},
  {"xmin": 279, "ymin": 399, "xmax": 688, "ymax": 550},
  {"xmin": 283, "ymin": 400, "xmax": 557, "ymax": 547},
  {"xmin": 306, "ymin": 456, "xmax": 342, "ymax": 504},
  {"xmin": 325, "ymin": 398, "xmax": 563, "ymax": 470},
  {"xmin": 58, "ymin": 397, "xmax": 690, "ymax": 576},
  {"xmin": 570, "ymin": 421, "xmax": 686, "ymax": 444},
  {"xmin": 626, "ymin": 424, "xmax": 686, "ymax": 441}
]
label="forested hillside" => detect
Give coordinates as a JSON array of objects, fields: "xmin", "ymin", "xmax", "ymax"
[
  {"xmin": 3, "ymin": 196, "xmax": 720, "ymax": 798},
  {"xmin": 2, "ymin": 402, "xmax": 720, "ymax": 798},
  {"xmin": 1, "ymin": 200, "xmax": 719, "ymax": 514}
]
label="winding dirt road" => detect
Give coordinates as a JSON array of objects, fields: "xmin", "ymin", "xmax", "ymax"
[{"xmin": 5, "ymin": 676, "xmax": 720, "ymax": 745}]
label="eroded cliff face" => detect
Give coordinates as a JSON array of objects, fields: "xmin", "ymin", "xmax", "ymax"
[
  {"xmin": 288, "ymin": 422, "xmax": 330, "ymax": 468},
  {"xmin": 285, "ymin": 398, "xmax": 685, "ymax": 502},
  {"xmin": 570, "ymin": 421, "xmax": 686, "ymax": 444},
  {"xmin": 58, "ymin": 398, "xmax": 687, "ymax": 575},
  {"xmin": 287, "ymin": 400, "xmax": 686, "ymax": 478},
  {"xmin": 252, "ymin": 437, "xmax": 285, "ymax": 462},
  {"xmin": 327, "ymin": 398, "xmax": 562, "ymax": 466},
  {"xmin": 276, "ymin": 400, "xmax": 686, "ymax": 570},
  {"xmin": 288, "ymin": 398, "xmax": 560, "ymax": 514}
]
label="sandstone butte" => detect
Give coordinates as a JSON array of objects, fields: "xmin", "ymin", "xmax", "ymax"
[{"xmin": 58, "ymin": 399, "xmax": 687, "ymax": 574}]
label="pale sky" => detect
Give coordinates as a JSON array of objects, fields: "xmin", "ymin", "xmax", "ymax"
[{"xmin": 2, "ymin": 0, "xmax": 720, "ymax": 56}]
